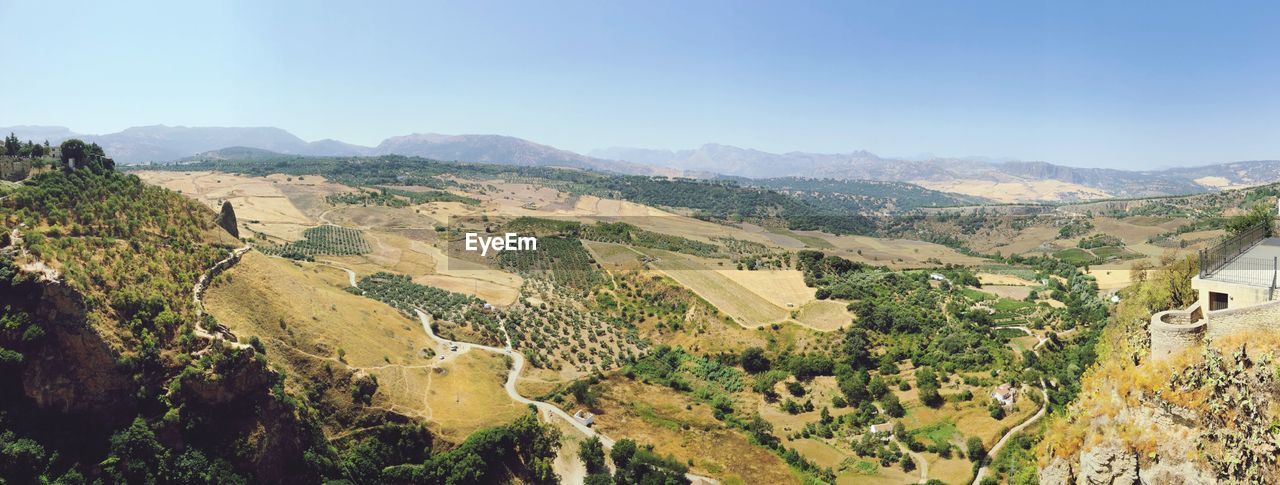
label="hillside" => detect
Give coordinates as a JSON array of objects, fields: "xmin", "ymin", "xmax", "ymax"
[
  {"xmin": 0, "ymin": 140, "xmax": 564, "ymax": 483},
  {"xmin": 1032, "ymin": 255, "xmax": 1280, "ymax": 483},
  {"xmin": 128, "ymin": 156, "xmax": 1134, "ymax": 483}
]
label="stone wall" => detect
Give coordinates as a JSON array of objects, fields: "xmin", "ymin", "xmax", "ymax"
[
  {"xmin": 1150, "ymin": 302, "xmax": 1206, "ymax": 360},
  {"xmin": 1204, "ymin": 299, "xmax": 1280, "ymax": 341},
  {"xmin": 1151, "ymin": 299, "xmax": 1280, "ymax": 360}
]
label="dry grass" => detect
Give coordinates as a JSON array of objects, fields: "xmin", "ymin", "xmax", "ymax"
[
  {"xmin": 984, "ymin": 285, "xmax": 1033, "ymax": 300},
  {"xmin": 977, "ymin": 272, "xmax": 1037, "ymax": 286},
  {"xmin": 637, "ymin": 248, "xmax": 790, "ymax": 326},
  {"xmin": 914, "ymin": 178, "xmax": 1110, "ymax": 203},
  {"xmin": 203, "ymin": 251, "xmax": 523, "ymax": 442},
  {"xmin": 205, "ymin": 252, "xmax": 431, "ymax": 369},
  {"xmin": 582, "ymin": 240, "xmax": 646, "ymax": 271},
  {"xmin": 424, "ymin": 350, "xmax": 527, "ymax": 441},
  {"xmin": 792, "ymin": 300, "xmax": 854, "ymax": 331},
  {"xmin": 136, "ymin": 170, "xmax": 323, "ymax": 240},
  {"xmin": 788, "ymin": 230, "xmax": 986, "ymax": 268},
  {"xmin": 715, "ymin": 268, "xmax": 816, "ymax": 309},
  {"xmin": 593, "ymin": 378, "xmax": 798, "ymax": 484}
]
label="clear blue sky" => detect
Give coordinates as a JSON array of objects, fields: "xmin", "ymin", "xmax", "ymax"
[{"xmin": 2, "ymin": 0, "xmax": 1278, "ymax": 168}]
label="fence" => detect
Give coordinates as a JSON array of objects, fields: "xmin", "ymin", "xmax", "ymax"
[
  {"xmin": 1200, "ymin": 222, "xmax": 1270, "ymax": 279},
  {"xmin": 1203, "ymin": 256, "xmax": 1279, "ymax": 289}
]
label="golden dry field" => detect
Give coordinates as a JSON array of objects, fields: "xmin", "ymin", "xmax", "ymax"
[
  {"xmin": 913, "ymin": 178, "xmax": 1110, "ymax": 203},
  {"xmin": 592, "ymin": 378, "xmax": 799, "ymax": 484}
]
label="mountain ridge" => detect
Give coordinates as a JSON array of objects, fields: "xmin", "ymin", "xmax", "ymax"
[{"xmin": 8, "ymin": 125, "xmax": 1280, "ymax": 202}]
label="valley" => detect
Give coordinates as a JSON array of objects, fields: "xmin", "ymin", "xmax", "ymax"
[
  {"xmin": 123, "ymin": 153, "xmax": 1232, "ymax": 484},
  {"xmin": 2, "ymin": 141, "xmax": 1275, "ymax": 484}
]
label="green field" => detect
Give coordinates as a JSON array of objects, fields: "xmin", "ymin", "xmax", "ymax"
[
  {"xmin": 912, "ymin": 419, "xmax": 958, "ymax": 447},
  {"xmin": 1052, "ymin": 247, "xmax": 1095, "ymax": 265},
  {"xmin": 257, "ymin": 224, "xmax": 372, "ymax": 258}
]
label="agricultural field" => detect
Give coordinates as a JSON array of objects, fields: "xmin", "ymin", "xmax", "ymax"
[
  {"xmin": 135, "ymin": 166, "xmax": 1113, "ymax": 483},
  {"xmin": 636, "ymin": 247, "xmax": 793, "ymax": 327},
  {"xmin": 1051, "ymin": 245, "xmax": 1143, "ymax": 267},
  {"xmin": 589, "ymin": 377, "xmax": 799, "ymax": 484},
  {"xmin": 257, "ymin": 224, "xmax": 373, "ymax": 259},
  {"xmin": 135, "ymin": 170, "xmax": 329, "ymax": 240}
]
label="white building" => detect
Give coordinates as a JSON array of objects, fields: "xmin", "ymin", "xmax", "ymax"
[{"xmin": 992, "ymin": 383, "xmax": 1017, "ymax": 407}]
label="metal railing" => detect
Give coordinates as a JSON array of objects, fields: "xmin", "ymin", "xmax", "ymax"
[
  {"xmin": 1202, "ymin": 255, "xmax": 1278, "ymax": 289},
  {"xmin": 1199, "ymin": 222, "xmax": 1270, "ymax": 279}
]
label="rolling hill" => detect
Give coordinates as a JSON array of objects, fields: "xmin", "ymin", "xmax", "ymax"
[{"xmin": 10, "ymin": 125, "xmax": 1280, "ymax": 203}]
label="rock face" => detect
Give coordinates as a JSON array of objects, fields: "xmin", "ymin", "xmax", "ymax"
[
  {"xmin": 21, "ymin": 279, "xmax": 134, "ymax": 420},
  {"xmin": 1077, "ymin": 445, "xmax": 1138, "ymax": 484},
  {"xmin": 1040, "ymin": 457, "xmax": 1075, "ymax": 484},
  {"xmin": 216, "ymin": 200, "xmax": 239, "ymax": 238},
  {"xmin": 1138, "ymin": 461, "xmax": 1216, "ymax": 485}
]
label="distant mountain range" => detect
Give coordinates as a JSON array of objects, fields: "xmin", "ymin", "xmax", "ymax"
[
  {"xmin": 0, "ymin": 125, "xmax": 677, "ymax": 177},
  {"xmin": 5, "ymin": 125, "xmax": 1280, "ymax": 202},
  {"xmin": 592, "ymin": 145, "xmax": 1280, "ymax": 202}
]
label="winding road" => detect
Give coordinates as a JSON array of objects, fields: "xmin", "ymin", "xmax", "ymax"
[
  {"xmin": 969, "ymin": 323, "xmax": 1054, "ymax": 485},
  {"xmin": 413, "ymin": 307, "xmax": 717, "ymax": 484},
  {"xmin": 295, "ymin": 254, "xmax": 712, "ymax": 484}
]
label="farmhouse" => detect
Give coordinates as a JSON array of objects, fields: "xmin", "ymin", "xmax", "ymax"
[
  {"xmin": 992, "ymin": 383, "xmax": 1017, "ymax": 407},
  {"xmin": 868, "ymin": 423, "xmax": 893, "ymax": 442},
  {"xmin": 1151, "ymin": 220, "xmax": 1280, "ymax": 359},
  {"xmin": 573, "ymin": 410, "xmax": 595, "ymax": 427}
]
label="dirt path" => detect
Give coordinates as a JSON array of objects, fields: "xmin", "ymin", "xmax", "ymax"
[
  {"xmin": 971, "ymin": 385, "xmax": 1049, "ymax": 485},
  {"xmin": 192, "ymin": 244, "xmax": 254, "ymax": 353},
  {"xmin": 889, "ymin": 435, "xmax": 929, "ymax": 483},
  {"xmin": 414, "ymin": 309, "xmax": 719, "ymax": 484},
  {"xmin": 971, "ymin": 325, "xmax": 1052, "ymax": 484},
  {"xmin": 277, "ymin": 254, "xmax": 717, "ymax": 484}
]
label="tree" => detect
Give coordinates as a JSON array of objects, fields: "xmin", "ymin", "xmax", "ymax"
[
  {"xmin": 217, "ymin": 201, "xmax": 240, "ymax": 238},
  {"xmin": 966, "ymin": 436, "xmax": 986, "ymax": 462},
  {"xmin": 105, "ymin": 417, "xmax": 167, "ymax": 484},
  {"xmin": 881, "ymin": 392, "xmax": 905, "ymax": 418},
  {"xmin": 867, "ymin": 376, "xmax": 888, "ymax": 398},
  {"xmin": 1225, "ymin": 201, "xmax": 1275, "ymax": 236},
  {"xmin": 58, "ymin": 139, "xmax": 89, "ymax": 170},
  {"xmin": 579, "ymin": 436, "xmax": 606, "ymax": 474},
  {"xmin": 3, "ymin": 133, "xmax": 17, "ymax": 156},
  {"xmin": 900, "ymin": 453, "xmax": 916, "ymax": 472},
  {"xmin": 740, "ymin": 347, "xmax": 770, "ymax": 373},
  {"xmin": 610, "ymin": 438, "xmax": 638, "ymax": 468},
  {"xmin": 351, "ymin": 374, "xmax": 379, "ymax": 404},
  {"xmin": 842, "ymin": 328, "xmax": 872, "ymax": 368},
  {"xmin": 569, "ymin": 379, "xmax": 598, "ymax": 409},
  {"xmin": 837, "ymin": 368, "xmax": 869, "ymax": 405},
  {"xmin": 786, "ymin": 380, "xmax": 806, "ymax": 397},
  {"xmin": 918, "ymin": 384, "xmax": 943, "ymax": 408},
  {"xmin": 988, "ymin": 400, "xmax": 1006, "ymax": 420}
]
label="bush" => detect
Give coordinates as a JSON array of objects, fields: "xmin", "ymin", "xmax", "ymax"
[
  {"xmin": 966, "ymin": 436, "xmax": 986, "ymax": 462},
  {"xmin": 740, "ymin": 347, "xmax": 770, "ymax": 373}
]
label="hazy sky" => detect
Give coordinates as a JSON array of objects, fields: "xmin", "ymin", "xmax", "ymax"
[{"xmin": 2, "ymin": 0, "xmax": 1279, "ymax": 168}]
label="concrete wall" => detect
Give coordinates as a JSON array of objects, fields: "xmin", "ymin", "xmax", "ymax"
[{"xmin": 1192, "ymin": 276, "xmax": 1273, "ymax": 310}]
